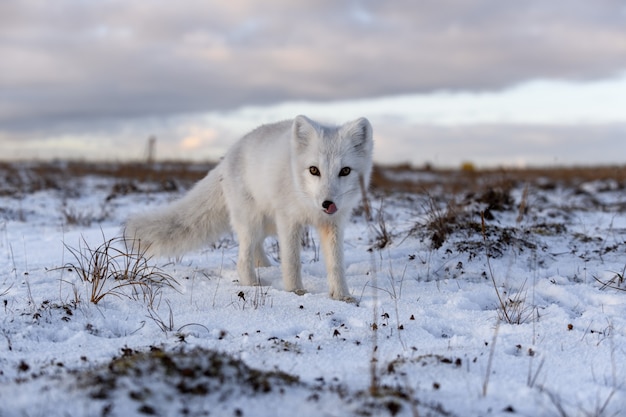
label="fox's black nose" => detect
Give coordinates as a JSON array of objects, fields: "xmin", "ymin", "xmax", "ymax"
[{"xmin": 322, "ymin": 200, "xmax": 337, "ymax": 214}]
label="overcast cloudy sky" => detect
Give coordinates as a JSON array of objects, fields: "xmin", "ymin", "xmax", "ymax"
[{"xmin": 2, "ymin": 0, "xmax": 626, "ymax": 167}]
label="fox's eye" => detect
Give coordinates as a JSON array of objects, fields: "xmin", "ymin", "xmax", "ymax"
[
  {"xmin": 339, "ymin": 167, "xmax": 351, "ymax": 177},
  {"xmin": 309, "ymin": 166, "xmax": 320, "ymax": 176}
]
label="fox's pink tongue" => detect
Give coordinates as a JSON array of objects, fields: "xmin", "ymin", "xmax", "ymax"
[{"xmin": 325, "ymin": 203, "xmax": 337, "ymax": 214}]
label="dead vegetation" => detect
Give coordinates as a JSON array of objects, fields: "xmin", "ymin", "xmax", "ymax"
[
  {"xmin": 370, "ymin": 163, "xmax": 626, "ymax": 195},
  {"xmin": 0, "ymin": 161, "xmax": 214, "ymax": 198},
  {"xmin": 61, "ymin": 233, "xmax": 177, "ymax": 305},
  {"xmin": 1, "ymin": 160, "xmax": 624, "ymax": 197}
]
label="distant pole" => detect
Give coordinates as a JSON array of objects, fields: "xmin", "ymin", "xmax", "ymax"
[{"xmin": 146, "ymin": 136, "xmax": 156, "ymax": 165}]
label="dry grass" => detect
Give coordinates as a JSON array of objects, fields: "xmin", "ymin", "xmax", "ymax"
[
  {"xmin": 0, "ymin": 161, "xmax": 214, "ymax": 197},
  {"xmin": 370, "ymin": 163, "xmax": 626, "ymax": 195},
  {"xmin": 1, "ymin": 160, "xmax": 624, "ymax": 197},
  {"xmin": 62, "ymin": 233, "xmax": 177, "ymax": 305}
]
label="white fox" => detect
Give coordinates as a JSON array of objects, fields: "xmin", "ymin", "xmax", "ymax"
[{"xmin": 125, "ymin": 115, "xmax": 373, "ymax": 300}]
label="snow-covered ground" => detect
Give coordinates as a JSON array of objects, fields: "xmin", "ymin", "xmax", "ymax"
[{"xmin": 1, "ymin": 163, "xmax": 625, "ymax": 417}]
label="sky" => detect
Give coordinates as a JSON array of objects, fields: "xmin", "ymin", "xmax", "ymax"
[{"xmin": 2, "ymin": 0, "xmax": 626, "ymax": 167}]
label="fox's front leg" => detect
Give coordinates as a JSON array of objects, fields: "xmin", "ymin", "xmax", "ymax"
[
  {"xmin": 318, "ymin": 223, "xmax": 351, "ymax": 301},
  {"xmin": 277, "ymin": 220, "xmax": 305, "ymax": 294},
  {"xmin": 235, "ymin": 229, "xmax": 259, "ymax": 286}
]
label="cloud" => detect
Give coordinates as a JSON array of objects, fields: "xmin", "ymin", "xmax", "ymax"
[
  {"xmin": 373, "ymin": 122, "xmax": 626, "ymax": 167},
  {"xmin": 3, "ymin": 0, "xmax": 626, "ymax": 132},
  {"xmin": 179, "ymin": 126, "xmax": 219, "ymax": 151}
]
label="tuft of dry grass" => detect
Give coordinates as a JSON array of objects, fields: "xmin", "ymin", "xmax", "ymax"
[
  {"xmin": 61, "ymin": 205, "xmax": 95, "ymax": 227},
  {"xmin": 594, "ymin": 265, "xmax": 626, "ymax": 292},
  {"xmin": 62, "ymin": 233, "xmax": 177, "ymax": 305},
  {"xmin": 423, "ymin": 196, "xmax": 460, "ymax": 250},
  {"xmin": 480, "ymin": 211, "xmax": 537, "ymax": 325}
]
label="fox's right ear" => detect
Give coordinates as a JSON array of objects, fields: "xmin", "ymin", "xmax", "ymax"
[{"xmin": 293, "ymin": 115, "xmax": 319, "ymax": 147}]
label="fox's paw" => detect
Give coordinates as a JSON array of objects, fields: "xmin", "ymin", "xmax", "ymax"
[
  {"xmin": 329, "ymin": 290, "xmax": 356, "ymax": 303},
  {"xmin": 338, "ymin": 295, "xmax": 357, "ymax": 304}
]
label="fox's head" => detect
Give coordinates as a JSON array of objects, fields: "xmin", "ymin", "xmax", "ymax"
[{"xmin": 291, "ymin": 115, "xmax": 373, "ymax": 220}]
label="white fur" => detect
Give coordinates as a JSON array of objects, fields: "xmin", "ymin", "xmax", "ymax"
[{"xmin": 125, "ymin": 115, "xmax": 373, "ymax": 300}]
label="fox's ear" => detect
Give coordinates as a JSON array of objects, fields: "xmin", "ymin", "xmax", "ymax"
[
  {"xmin": 341, "ymin": 117, "xmax": 373, "ymax": 155},
  {"xmin": 293, "ymin": 115, "xmax": 319, "ymax": 147}
]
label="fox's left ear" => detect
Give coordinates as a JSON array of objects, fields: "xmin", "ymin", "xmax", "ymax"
[{"xmin": 341, "ymin": 117, "xmax": 373, "ymax": 155}]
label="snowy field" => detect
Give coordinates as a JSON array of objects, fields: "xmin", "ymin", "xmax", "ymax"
[{"xmin": 1, "ymin": 162, "xmax": 625, "ymax": 417}]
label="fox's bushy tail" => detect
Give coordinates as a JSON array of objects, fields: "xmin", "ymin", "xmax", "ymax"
[{"xmin": 125, "ymin": 166, "xmax": 230, "ymax": 257}]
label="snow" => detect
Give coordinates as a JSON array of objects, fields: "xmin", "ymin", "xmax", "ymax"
[{"xmin": 1, "ymin": 164, "xmax": 625, "ymax": 417}]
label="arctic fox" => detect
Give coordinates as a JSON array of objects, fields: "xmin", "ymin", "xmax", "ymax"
[{"xmin": 125, "ymin": 115, "xmax": 373, "ymax": 300}]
